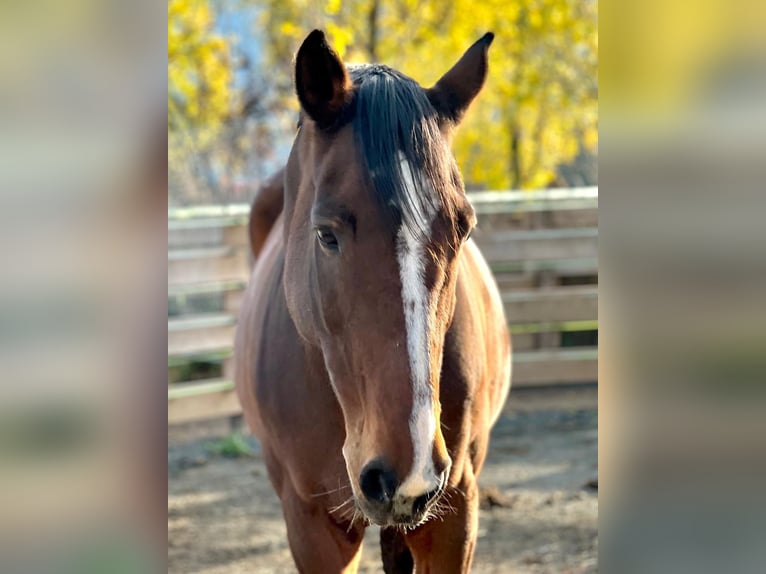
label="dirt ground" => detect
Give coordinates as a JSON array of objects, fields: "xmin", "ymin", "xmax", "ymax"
[{"xmin": 168, "ymin": 385, "xmax": 598, "ymax": 573}]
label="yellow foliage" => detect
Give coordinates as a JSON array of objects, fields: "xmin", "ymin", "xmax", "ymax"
[
  {"xmin": 584, "ymin": 125, "xmax": 599, "ymax": 151},
  {"xmin": 326, "ymin": 21, "xmax": 353, "ymax": 57},
  {"xmin": 168, "ymin": 0, "xmax": 233, "ymax": 149},
  {"xmin": 325, "ymin": 0, "xmax": 342, "ymax": 16},
  {"xmin": 256, "ymin": 0, "xmax": 596, "ymax": 189}
]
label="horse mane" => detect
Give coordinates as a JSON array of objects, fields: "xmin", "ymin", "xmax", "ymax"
[{"xmin": 346, "ymin": 64, "xmax": 460, "ymax": 240}]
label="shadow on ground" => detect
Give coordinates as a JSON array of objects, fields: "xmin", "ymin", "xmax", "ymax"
[{"xmin": 168, "ymin": 386, "xmax": 598, "ymax": 574}]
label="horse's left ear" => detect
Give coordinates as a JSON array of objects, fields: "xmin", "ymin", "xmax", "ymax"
[
  {"xmin": 295, "ymin": 29, "xmax": 353, "ymax": 130},
  {"xmin": 426, "ymin": 32, "xmax": 494, "ymax": 126}
]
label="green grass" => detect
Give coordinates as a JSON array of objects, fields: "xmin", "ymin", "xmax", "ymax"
[
  {"xmin": 206, "ymin": 432, "xmax": 253, "ymax": 458},
  {"xmin": 509, "ymin": 319, "xmax": 598, "ymax": 335}
]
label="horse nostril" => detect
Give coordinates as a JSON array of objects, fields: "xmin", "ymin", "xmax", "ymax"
[
  {"xmin": 359, "ymin": 460, "xmax": 398, "ymax": 504},
  {"xmin": 412, "ymin": 488, "xmax": 439, "ymax": 516}
]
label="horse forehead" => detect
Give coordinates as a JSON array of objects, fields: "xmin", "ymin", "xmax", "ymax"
[
  {"xmin": 307, "ymin": 126, "xmax": 456, "ymax": 238},
  {"xmin": 312, "ymin": 129, "xmax": 360, "ymax": 180}
]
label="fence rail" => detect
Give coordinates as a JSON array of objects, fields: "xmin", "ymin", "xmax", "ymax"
[{"xmin": 168, "ymin": 187, "xmax": 598, "ymax": 424}]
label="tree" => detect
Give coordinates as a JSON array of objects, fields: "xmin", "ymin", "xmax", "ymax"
[
  {"xmin": 169, "ymin": 0, "xmax": 284, "ymax": 204},
  {"xmin": 169, "ymin": 0, "xmax": 234, "ymax": 202},
  {"xmin": 168, "ymin": 0, "xmax": 233, "ymax": 141},
  {"xmin": 254, "ymin": 0, "xmax": 597, "ymax": 189}
]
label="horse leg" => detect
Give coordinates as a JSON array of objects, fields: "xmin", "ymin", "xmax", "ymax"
[
  {"xmin": 280, "ymin": 483, "xmax": 365, "ymax": 574},
  {"xmin": 405, "ymin": 474, "xmax": 480, "ymax": 574},
  {"xmin": 380, "ymin": 527, "xmax": 414, "ymax": 573}
]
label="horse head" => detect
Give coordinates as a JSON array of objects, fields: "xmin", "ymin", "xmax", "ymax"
[{"xmin": 281, "ymin": 30, "xmax": 493, "ymax": 526}]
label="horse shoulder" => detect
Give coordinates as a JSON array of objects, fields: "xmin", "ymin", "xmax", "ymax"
[
  {"xmin": 462, "ymin": 240, "xmax": 511, "ymax": 425},
  {"xmin": 235, "ymin": 234, "xmax": 348, "ymax": 497},
  {"xmin": 234, "ymin": 232, "xmax": 284, "ymax": 437},
  {"xmin": 439, "ymin": 241, "xmax": 511, "ymax": 455}
]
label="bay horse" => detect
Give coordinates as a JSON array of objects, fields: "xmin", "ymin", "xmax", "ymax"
[{"xmin": 235, "ymin": 30, "xmax": 511, "ymax": 573}]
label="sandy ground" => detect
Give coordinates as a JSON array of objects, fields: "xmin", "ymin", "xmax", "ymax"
[{"xmin": 168, "ymin": 386, "xmax": 598, "ymax": 573}]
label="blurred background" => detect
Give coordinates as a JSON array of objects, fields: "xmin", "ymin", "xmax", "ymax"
[
  {"xmin": 168, "ymin": 1, "xmax": 599, "ymax": 572},
  {"xmin": 2, "ymin": 0, "xmax": 764, "ymax": 571},
  {"xmin": 168, "ymin": 0, "xmax": 598, "ymax": 205}
]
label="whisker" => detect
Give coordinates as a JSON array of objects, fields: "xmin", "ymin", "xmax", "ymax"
[
  {"xmin": 347, "ymin": 507, "xmax": 364, "ymax": 534},
  {"xmin": 328, "ymin": 497, "xmax": 355, "ymax": 515},
  {"xmin": 444, "ymin": 495, "xmax": 459, "ymax": 514},
  {"xmin": 438, "ymin": 496, "xmax": 458, "ymax": 515},
  {"xmin": 310, "ymin": 482, "xmax": 351, "ymax": 498}
]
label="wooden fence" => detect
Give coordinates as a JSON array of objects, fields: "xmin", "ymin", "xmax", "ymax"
[{"xmin": 168, "ymin": 187, "xmax": 598, "ymax": 424}]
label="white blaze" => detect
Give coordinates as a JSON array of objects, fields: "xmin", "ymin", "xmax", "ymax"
[{"xmin": 395, "ymin": 155, "xmax": 441, "ymax": 497}]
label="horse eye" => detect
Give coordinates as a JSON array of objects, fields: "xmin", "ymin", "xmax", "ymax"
[{"xmin": 315, "ymin": 227, "xmax": 339, "ymax": 251}]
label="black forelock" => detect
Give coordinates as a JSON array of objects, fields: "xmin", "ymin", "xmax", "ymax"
[{"xmin": 346, "ymin": 64, "xmax": 456, "ymax": 239}]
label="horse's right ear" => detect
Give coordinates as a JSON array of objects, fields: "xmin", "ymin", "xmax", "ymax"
[
  {"xmin": 426, "ymin": 32, "xmax": 494, "ymax": 126},
  {"xmin": 295, "ymin": 30, "xmax": 352, "ymax": 130}
]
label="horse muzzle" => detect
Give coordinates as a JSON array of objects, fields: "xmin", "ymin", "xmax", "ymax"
[{"xmin": 356, "ymin": 459, "xmax": 448, "ymax": 526}]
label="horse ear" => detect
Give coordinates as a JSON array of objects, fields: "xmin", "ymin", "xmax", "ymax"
[
  {"xmin": 426, "ymin": 32, "xmax": 494, "ymax": 126},
  {"xmin": 295, "ymin": 30, "xmax": 352, "ymax": 130}
]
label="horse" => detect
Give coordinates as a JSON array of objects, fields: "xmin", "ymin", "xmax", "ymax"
[{"xmin": 235, "ymin": 30, "xmax": 511, "ymax": 573}]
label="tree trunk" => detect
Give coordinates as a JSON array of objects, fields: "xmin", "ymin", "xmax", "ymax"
[
  {"xmin": 367, "ymin": 0, "xmax": 379, "ymax": 61},
  {"xmin": 510, "ymin": 124, "xmax": 521, "ymax": 189}
]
